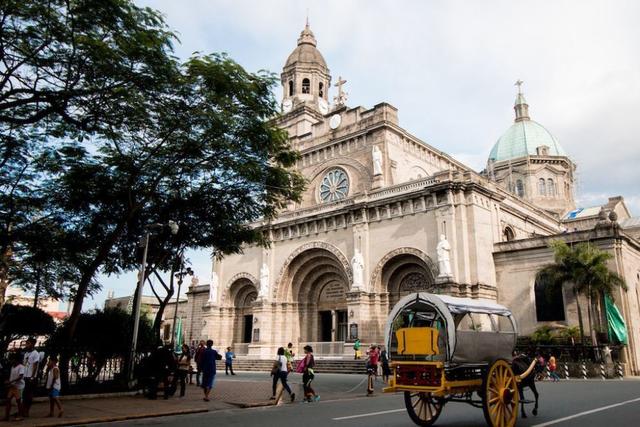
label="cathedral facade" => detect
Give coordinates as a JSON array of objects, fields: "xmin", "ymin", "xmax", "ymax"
[{"xmin": 178, "ymin": 24, "xmax": 640, "ymax": 374}]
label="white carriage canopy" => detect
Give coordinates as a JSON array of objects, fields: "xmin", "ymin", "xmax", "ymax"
[{"xmin": 385, "ymin": 293, "xmax": 517, "ymax": 363}]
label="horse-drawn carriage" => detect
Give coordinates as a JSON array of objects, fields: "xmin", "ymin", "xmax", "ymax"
[{"xmin": 383, "ymin": 293, "xmax": 535, "ymax": 427}]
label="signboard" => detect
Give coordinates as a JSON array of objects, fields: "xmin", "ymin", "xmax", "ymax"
[
  {"xmin": 349, "ymin": 323, "xmax": 359, "ymax": 340},
  {"xmin": 319, "ymin": 282, "xmax": 346, "ymax": 303},
  {"xmin": 253, "ymin": 328, "xmax": 260, "ymax": 342}
]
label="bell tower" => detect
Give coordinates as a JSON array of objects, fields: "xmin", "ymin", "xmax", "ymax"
[{"xmin": 281, "ymin": 21, "xmax": 331, "ymax": 114}]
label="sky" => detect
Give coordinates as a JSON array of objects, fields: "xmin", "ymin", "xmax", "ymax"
[{"xmin": 87, "ymin": 0, "xmax": 640, "ymax": 309}]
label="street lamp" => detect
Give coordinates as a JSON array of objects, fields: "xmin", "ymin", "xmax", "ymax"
[
  {"xmin": 128, "ymin": 220, "xmax": 179, "ymax": 384},
  {"xmin": 170, "ymin": 252, "xmax": 193, "ymax": 350}
]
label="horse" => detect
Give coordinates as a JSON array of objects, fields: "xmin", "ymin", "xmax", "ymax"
[{"xmin": 512, "ymin": 355, "xmax": 539, "ymax": 418}]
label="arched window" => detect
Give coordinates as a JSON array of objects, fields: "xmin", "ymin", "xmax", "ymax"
[
  {"xmin": 538, "ymin": 178, "xmax": 546, "ymax": 196},
  {"xmin": 288, "ymin": 80, "xmax": 294, "ymax": 96},
  {"xmin": 302, "ymin": 78, "xmax": 310, "ymax": 94},
  {"xmin": 319, "ymin": 82, "xmax": 324, "ymax": 97},
  {"xmin": 547, "ymin": 178, "xmax": 555, "ymax": 196},
  {"xmin": 503, "ymin": 226, "xmax": 515, "ymax": 242},
  {"xmin": 516, "ymin": 179, "xmax": 525, "ymax": 197},
  {"xmin": 534, "ymin": 275, "xmax": 565, "ymax": 321}
]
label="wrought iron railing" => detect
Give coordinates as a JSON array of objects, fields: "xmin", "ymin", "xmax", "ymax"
[
  {"xmin": 0, "ymin": 346, "xmax": 153, "ymax": 397},
  {"xmin": 514, "ymin": 343, "xmax": 624, "ymax": 363}
]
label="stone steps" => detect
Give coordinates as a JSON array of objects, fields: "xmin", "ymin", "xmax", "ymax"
[{"xmin": 230, "ymin": 359, "xmax": 368, "ymax": 374}]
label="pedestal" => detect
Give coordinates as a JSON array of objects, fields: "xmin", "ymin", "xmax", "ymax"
[{"xmin": 372, "ymin": 175, "xmax": 384, "ymax": 189}]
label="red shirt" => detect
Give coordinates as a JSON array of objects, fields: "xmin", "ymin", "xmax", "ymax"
[{"xmin": 369, "ymin": 349, "xmax": 379, "ymax": 366}]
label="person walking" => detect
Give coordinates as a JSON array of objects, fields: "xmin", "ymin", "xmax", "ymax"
[
  {"xmin": 353, "ymin": 338, "xmax": 362, "ymax": 360},
  {"xmin": 548, "ymin": 354, "xmax": 560, "ymax": 382},
  {"xmin": 284, "ymin": 342, "xmax": 295, "ymax": 371},
  {"xmin": 380, "ymin": 346, "xmax": 391, "ymax": 383},
  {"xmin": 296, "ymin": 345, "xmax": 319, "ymax": 402},
  {"xmin": 194, "ymin": 340, "xmax": 206, "ymax": 386},
  {"xmin": 176, "ymin": 344, "xmax": 191, "ymax": 397},
  {"xmin": 270, "ymin": 347, "xmax": 295, "ymax": 402},
  {"xmin": 366, "ymin": 345, "xmax": 379, "ymax": 395},
  {"xmin": 21, "ymin": 338, "xmax": 39, "ymax": 417},
  {"xmin": 224, "ymin": 347, "xmax": 236, "ymax": 375},
  {"xmin": 201, "ymin": 340, "xmax": 221, "ymax": 401},
  {"xmin": 45, "ymin": 356, "xmax": 63, "ymax": 418},
  {"xmin": 4, "ymin": 353, "xmax": 24, "ymax": 421}
]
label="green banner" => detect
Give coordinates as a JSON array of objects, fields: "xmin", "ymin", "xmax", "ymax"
[
  {"xmin": 174, "ymin": 317, "xmax": 183, "ymax": 351},
  {"xmin": 605, "ymin": 294, "xmax": 628, "ymax": 345}
]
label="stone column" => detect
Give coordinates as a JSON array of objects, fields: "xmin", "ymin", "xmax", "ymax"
[
  {"xmin": 247, "ymin": 300, "xmax": 275, "ymax": 358},
  {"xmin": 331, "ymin": 310, "xmax": 337, "ymax": 342}
]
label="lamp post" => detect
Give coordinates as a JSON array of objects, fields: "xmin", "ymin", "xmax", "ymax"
[
  {"xmin": 128, "ymin": 220, "xmax": 178, "ymax": 384},
  {"xmin": 170, "ymin": 251, "xmax": 193, "ymax": 349}
]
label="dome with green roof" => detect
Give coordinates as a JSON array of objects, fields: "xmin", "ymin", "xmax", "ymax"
[{"xmin": 488, "ymin": 87, "xmax": 567, "ymax": 162}]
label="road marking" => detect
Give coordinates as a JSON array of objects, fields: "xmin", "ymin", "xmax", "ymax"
[
  {"xmin": 333, "ymin": 408, "xmax": 405, "ymax": 420},
  {"xmin": 532, "ymin": 396, "xmax": 640, "ymax": 427}
]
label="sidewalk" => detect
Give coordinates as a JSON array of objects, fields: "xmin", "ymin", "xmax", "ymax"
[{"xmin": 0, "ymin": 377, "xmax": 276, "ymax": 427}]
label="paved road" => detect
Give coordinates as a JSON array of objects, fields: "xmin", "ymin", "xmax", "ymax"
[{"xmin": 96, "ymin": 374, "xmax": 640, "ymax": 427}]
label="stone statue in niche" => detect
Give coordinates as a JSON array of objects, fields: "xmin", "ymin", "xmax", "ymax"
[
  {"xmin": 208, "ymin": 271, "xmax": 219, "ymax": 303},
  {"xmin": 436, "ymin": 234, "xmax": 452, "ymax": 278},
  {"xmin": 259, "ymin": 263, "xmax": 270, "ymax": 299},
  {"xmin": 372, "ymin": 146, "xmax": 383, "ymax": 176},
  {"xmin": 351, "ymin": 248, "xmax": 365, "ymax": 290}
]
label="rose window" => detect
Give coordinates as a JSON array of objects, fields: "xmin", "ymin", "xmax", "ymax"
[{"xmin": 319, "ymin": 169, "xmax": 349, "ymax": 202}]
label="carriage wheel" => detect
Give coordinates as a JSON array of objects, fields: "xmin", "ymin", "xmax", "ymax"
[
  {"xmin": 404, "ymin": 391, "xmax": 444, "ymax": 426},
  {"xmin": 482, "ymin": 359, "xmax": 519, "ymax": 427}
]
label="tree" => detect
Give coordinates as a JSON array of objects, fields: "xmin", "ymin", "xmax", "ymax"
[
  {"xmin": 0, "ymin": 303, "xmax": 56, "ymax": 352},
  {"xmin": 536, "ymin": 240, "xmax": 626, "ymax": 345},
  {"xmin": 47, "ymin": 307, "xmax": 155, "ymax": 383},
  {"xmin": 2, "ymin": 2, "xmax": 305, "ymax": 347},
  {"xmin": 42, "ymin": 53, "xmax": 304, "ymax": 342},
  {"xmin": 0, "ymin": 0, "xmax": 179, "ymax": 305}
]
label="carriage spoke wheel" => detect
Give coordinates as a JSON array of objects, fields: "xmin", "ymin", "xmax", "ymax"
[
  {"xmin": 482, "ymin": 359, "xmax": 519, "ymax": 427},
  {"xmin": 404, "ymin": 391, "xmax": 444, "ymax": 426}
]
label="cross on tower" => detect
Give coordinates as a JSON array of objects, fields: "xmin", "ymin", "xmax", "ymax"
[
  {"xmin": 334, "ymin": 76, "xmax": 348, "ymax": 106},
  {"xmin": 515, "ymin": 79, "xmax": 524, "ymax": 94}
]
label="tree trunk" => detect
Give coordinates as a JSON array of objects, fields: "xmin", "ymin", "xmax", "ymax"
[
  {"xmin": 65, "ymin": 212, "xmax": 137, "ymax": 341},
  {"xmin": 587, "ymin": 292, "xmax": 598, "ymax": 346},
  {"xmin": 574, "ymin": 287, "xmax": 585, "ymax": 345},
  {"xmin": 0, "ymin": 246, "xmax": 13, "ymax": 307},
  {"xmin": 153, "ymin": 288, "xmax": 174, "ymax": 343}
]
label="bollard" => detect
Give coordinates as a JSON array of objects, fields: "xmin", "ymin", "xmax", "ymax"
[
  {"xmin": 564, "ymin": 363, "xmax": 569, "ymax": 379},
  {"xmin": 581, "ymin": 361, "xmax": 587, "ymax": 380},
  {"xmin": 600, "ymin": 363, "xmax": 606, "ymax": 380},
  {"xmin": 545, "ymin": 364, "xmax": 550, "ymax": 380},
  {"xmin": 616, "ymin": 362, "xmax": 624, "ymax": 380}
]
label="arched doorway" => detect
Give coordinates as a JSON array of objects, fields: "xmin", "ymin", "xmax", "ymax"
[
  {"xmin": 284, "ymin": 247, "xmax": 350, "ymax": 343},
  {"xmin": 229, "ymin": 278, "xmax": 258, "ymax": 344},
  {"xmin": 381, "ymin": 252, "xmax": 436, "ymax": 309}
]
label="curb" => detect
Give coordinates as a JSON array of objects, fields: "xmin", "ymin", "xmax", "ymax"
[
  {"xmin": 29, "ymin": 408, "xmax": 209, "ymax": 427},
  {"xmin": 33, "ymin": 391, "xmax": 139, "ymax": 403},
  {"xmin": 226, "ymin": 401, "xmax": 276, "ymax": 408}
]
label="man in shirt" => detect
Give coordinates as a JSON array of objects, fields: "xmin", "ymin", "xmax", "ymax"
[
  {"xmin": 201, "ymin": 340, "xmax": 221, "ymax": 401},
  {"xmin": 194, "ymin": 340, "xmax": 206, "ymax": 386},
  {"xmin": 224, "ymin": 347, "xmax": 235, "ymax": 375},
  {"xmin": 22, "ymin": 338, "xmax": 39, "ymax": 417},
  {"xmin": 366, "ymin": 345, "xmax": 379, "ymax": 395},
  {"xmin": 4, "ymin": 353, "xmax": 25, "ymax": 421}
]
